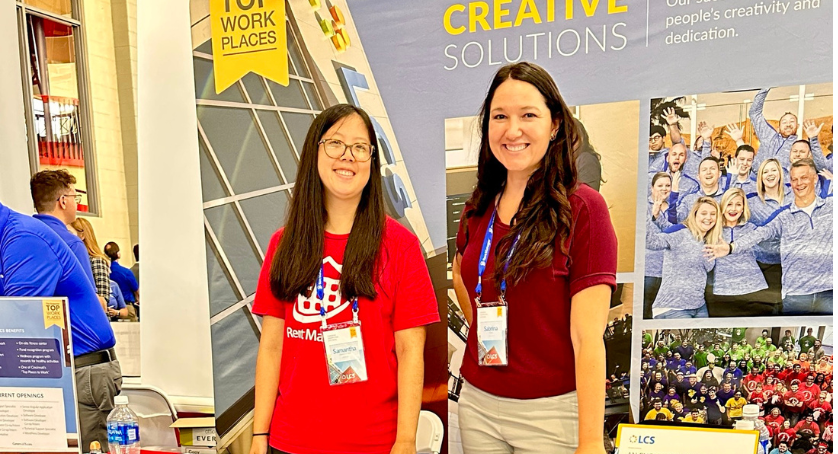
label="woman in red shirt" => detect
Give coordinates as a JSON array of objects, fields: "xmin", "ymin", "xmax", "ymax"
[
  {"xmin": 249, "ymin": 105, "xmax": 440, "ymax": 454},
  {"xmin": 452, "ymin": 62, "xmax": 617, "ymax": 453}
]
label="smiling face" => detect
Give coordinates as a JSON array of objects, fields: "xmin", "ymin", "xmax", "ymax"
[
  {"xmin": 790, "ymin": 165, "xmax": 817, "ymax": 201},
  {"xmin": 698, "ymin": 159, "xmax": 720, "ymax": 188},
  {"xmin": 488, "ymin": 78, "xmax": 558, "ymax": 178},
  {"xmin": 790, "ymin": 141, "xmax": 812, "ymax": 163},
  {"xmin": 316, "ymin": 113, "xmax": 373, "ymax": 207},
  {"xmin": 652, "ymin": 175, "xmax": 671, "ymax": 200},
  {"xmin": 779, "ymin": 113, "xmax": 798, "ymax": 138},
  {"xmin": 723, "ymin": 194, "xmax": 744, "ymax": 224},
  {"xmin": 760, "ymin": 161, "xmax": 782, "ymax": 190},
  {"xmin": 736, "ymin": 149, "xmax": 755, "ymax": 176},
  {"xmin": 694, "ymin": 202, "xmax": 718, "ymax": 234}
]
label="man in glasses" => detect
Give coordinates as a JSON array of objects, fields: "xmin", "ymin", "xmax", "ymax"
[{"xmin": 31, "ymin": 170, "xmax": 95, "ymax": 287}]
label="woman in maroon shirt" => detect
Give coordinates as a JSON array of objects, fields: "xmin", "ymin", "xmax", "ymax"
[{"xmin": 452, "ymin": 62, "xmax": 617, "ymax": 453}]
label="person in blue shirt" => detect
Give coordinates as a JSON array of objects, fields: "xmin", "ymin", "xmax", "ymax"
[
  {"xmin": 649, "ymin": 124, "xmax": 670, "ymax": 171},
  {"xmin": 749, "ymin": 88, "xmax": 799, "ymax": 175},
  {"xmin": 107, "ymin": 280, "xmax": 129, "ymax": 321},
  {"xmin": 645, "ymin": 172, "xmax": 673, "ymax": 318},
  {"xmin": 648, "ymin": 196, "xmax": 722, "ymax": 319},
  {"xmin": 669, "ymin": 157, "xmax": 730, "ymax": 223},
  {"xmin": 0, "ymin": 201, "xmax": 120, "ymax": 449},
  {"xmin": 104, "ymin": 242, "xmax": 140, "ymax": 320},
  {"xmin": 653, "ymin": 143, "xmax": 701, "ymax": 197},
  {"xmin": 727, "ymin": 145, "xmax": 758, "ymax": 195},
  {"xmin": 29, "ymin": 170, "xmax": 98, "ymax": 293},
  {"xmin": 706, "ymin": 188, "xmax": 775, "ymax": 316},
  {"xmin": 708, "ymin": 159, "xmax": 833, "ymax": 315}
]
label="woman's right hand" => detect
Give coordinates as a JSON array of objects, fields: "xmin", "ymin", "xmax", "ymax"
[{"xmin": 250, "ymin": 435, "xmax": 269, "ymax": 454}]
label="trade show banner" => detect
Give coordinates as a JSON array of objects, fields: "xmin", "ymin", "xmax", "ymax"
[
  {"xmin": 0, "ymin": 297, "xmax": 79, "ymax": 454},
  {"xmin": 190, "ymin": 0, "xmax": 832, "ymax": 450}
]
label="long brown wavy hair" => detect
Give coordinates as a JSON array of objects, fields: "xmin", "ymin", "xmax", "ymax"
[
  {"xmin": 269, "ymin": 104, "xmax": 385, "ymax": 301},
  {"xmin": 464, "ymin": 62, "xmax": 578, "ymax": 290}
]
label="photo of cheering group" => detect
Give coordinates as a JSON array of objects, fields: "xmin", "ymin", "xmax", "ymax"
[
  {"xmin": 640, "ymin": 327, "xmax": 833, "ymax": 453},
  {"xmin": 643, "ymin": 84, "xmax": 833, "ymax": 319}
]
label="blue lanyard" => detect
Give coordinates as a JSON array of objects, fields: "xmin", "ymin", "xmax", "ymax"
[
  {"xmin": 317, "ymin": 263, "xmax": 358, "ymax": 327},
  {"xmin": 475, "ymin": 207, "xmax": 520, "ymax": 299}
]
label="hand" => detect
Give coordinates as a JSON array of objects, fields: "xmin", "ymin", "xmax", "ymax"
[
  {"xmin": 704, "ymin": 243, "xmax": 730, "ymax": 260},
  {"xmin": 671, "ymin": 171, "xmax": 681, "ymax": 193},
  {"xmin": 819, "ymin": 169, "xmax": 833, "ymax": 181},
  {"xmin": 651, "ymin": 197, "xmax": 667, "ymax": 218},
  {"xmin": 662, "ymin": 107, "xmax": 680, "ymax": 126},
  {"xmin": 725, "ymin": 123, "xmax": 744, "ymax": 142},
  {"xmin": 698, "ymin": 121, "xmax": 714, "ymax": 142},
  {"xmin": 725, "ymin": 158, "xmax": 739, "ymax": 176},
  {"xmin": 803, "ymin": 119, "xmax": 823, "ymax": 139},
  {"xmin": 390, "ymin": 440, "xmax": 416, "ymax": 454},
  {"xmin": 249, "ymin": 435, "xmax": 269, "ymax": 454}
]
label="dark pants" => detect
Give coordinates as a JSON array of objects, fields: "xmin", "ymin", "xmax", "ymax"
[
  {"xmin": 704, "ymin": 265, "xmax": 782, "ymax": 317},
  {"xmin": 76, "ymin": 359, "xmax": 123, "ymax": 450},
  {"xmin": 644, "ymin": 276, "xmax": 661, "ymax": 319},
  {"xmin": 782, "ymin": 290, "xmax": 833, "ymax": 315}
]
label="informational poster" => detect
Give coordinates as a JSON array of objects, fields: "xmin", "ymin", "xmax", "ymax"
[
  {"xmin": 615, "ymin": 424, "xmax": 758, "ymax": 454},
  {"xmin": 0, "ymin": 298, "xmax": 79, "ymax": 454}
]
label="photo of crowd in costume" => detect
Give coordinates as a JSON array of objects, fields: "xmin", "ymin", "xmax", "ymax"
[
  {"xmin": 643, "ymin": 84, "xmax": 833, "ymax": 319},
  {"xmin": 640, "ymin": 328, "xmax": 833, "ymax": 453}
]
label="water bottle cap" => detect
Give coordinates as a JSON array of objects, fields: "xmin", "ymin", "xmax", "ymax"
[
  {"xmin": 114, "ymin": 395, "xmax": 129, "ymax": 405},
  {"xmin": 742, "ymin": 404, "xmax": 759, "ymax": 418},
  {"xmin": 89, "ymin": 441, "xmax": 101, "ymax": 451}
]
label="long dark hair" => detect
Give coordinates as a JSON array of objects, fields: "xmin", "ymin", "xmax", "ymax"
[
  {"xmin": 464, "ymin": 62, "xmax": 578, "ymax": 289},
  {"xmin": 269, "ymin": 104, "xmax": 385, "ymax": 301}
]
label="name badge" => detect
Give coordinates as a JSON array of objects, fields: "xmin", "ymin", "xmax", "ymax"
[
  {"xmin": 476, "ymin": 302, "xmax": 508, "ymax": 366},
  {"xmin": 321, "ymin": 321, "xmax": 368, "ymax": 385}
]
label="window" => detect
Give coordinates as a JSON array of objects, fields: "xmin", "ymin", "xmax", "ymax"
[
  {"xmin": 193, "ymin": 18, "xmax": 324, "ymax": 434},
  {"xmin": 17, "ymin": 0, "xmax": 97, "ymax": 213}
]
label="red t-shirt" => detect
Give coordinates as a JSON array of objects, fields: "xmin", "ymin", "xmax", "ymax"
[
  {"xmin": 776, "ymin": 428, "xmax": 796, "ymax": 445},
  {"xmin": 794, "ymin": 420, "xmax": 821, "ymax": 435},
  {"xmin": 251, "ymin": 218, "xmax": 440, "ymax": 454},
  {"xmin": 763, "ymin": 413, "xmax": 784, "ymax": 435},
  {"xmin": 809, "ymin": 400, "xmax": 833, "ymax": 422},
  {"xmin": 743, "ymin": 374, "xmax": 764, "ymax": 392},
  {"xmin": 799, "ymin": 382, "xmax": 821, "ymax": 403},
  {"xmin": 456, "ymin": 184, "xmax": 617, "ymax": 399},
  {"xmin": 784, "ymin": 390, "xmax": 808, "ymax": 413}
]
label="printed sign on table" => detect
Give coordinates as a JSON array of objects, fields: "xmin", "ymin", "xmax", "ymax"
[{"xmin": 0, "ymin": 297, "xmax": 79, "ymax": 454}]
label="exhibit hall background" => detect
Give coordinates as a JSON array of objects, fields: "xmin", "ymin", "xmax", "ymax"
[{"xmin": 132, "ymin": 0, "xmax": 834, "ymax": 452}]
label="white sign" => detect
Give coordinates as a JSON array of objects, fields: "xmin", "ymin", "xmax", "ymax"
[
  {"xmin": 616, "ymin": 424, "xmax": 758, "ymax": 454},
  {"xmin": 0, "ymin": 387, "xmax": 68, "ymax": 451}
]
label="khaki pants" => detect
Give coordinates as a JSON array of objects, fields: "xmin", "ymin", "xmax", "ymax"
[
  {"xmin": 75, "ymin": 359, "xmax": 123, "ymax": 450},
  {"xmin": 458, "ymin": 380, "xmax": 579, "ymax": 454}
]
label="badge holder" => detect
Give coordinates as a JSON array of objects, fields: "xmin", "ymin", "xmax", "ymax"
[
  {"xmin": 320, "ymin": 298, "xmax": 368, "ymax": 385},
  {"xmin": 475, "ymin": 294, "xmax": 509, "ymax": 367}
]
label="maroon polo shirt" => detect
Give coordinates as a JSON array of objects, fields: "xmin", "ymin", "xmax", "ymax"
[{"xmin": 457, "ymin": 184, "xmax": 618, "ymax": 399}]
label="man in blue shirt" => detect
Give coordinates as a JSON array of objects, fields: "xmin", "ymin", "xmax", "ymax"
[
  {"xmin": 711, "ymin": 159, "xmax": 833, "ymax": 315},
  {"xmin": 0, "ymin": 201, "xmax": 120, "ymax": 449},
  {"xmin": 29, "ymin": 171, "xmax": 99, "ymax": 294},
  {"xmin": 104, "ymin": 242, "xmax": 140, "ymax": 320}
]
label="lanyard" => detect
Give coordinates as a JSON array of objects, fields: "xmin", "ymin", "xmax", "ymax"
[
  {"xmin": 317, "ymin": 263, "xmax": 358, "ymax": 327},
  {"xmin": 475, "ymin": 207, "xmax": 521, "ymax": 301}
]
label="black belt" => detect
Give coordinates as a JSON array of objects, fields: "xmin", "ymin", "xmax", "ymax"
[{"xmin": 74, "ymin": 348, "xmax": 117, "ymax": 368}]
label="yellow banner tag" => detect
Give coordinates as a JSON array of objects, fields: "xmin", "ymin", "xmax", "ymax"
[
  {"xmin": 210, "ymin": 0, "xmax": 288, "ymax": 94},
  {"xmin": 497, "ymin": 307, "xmax": 503, "ymax": 317},
  {"xmin": 43, "ymin": 299, "xmax": 65, "ymax": 330},
  {"xmin": 349, "ymin": 327, "xmax": 357, "ymax": 338}
]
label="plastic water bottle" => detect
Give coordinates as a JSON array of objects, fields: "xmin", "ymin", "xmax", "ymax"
[
  {"xmin": 107, "ymin": 395, "xmax": 140, "ymax": 454},
  {"xmin": 735, "ymin": 404, "xmax": 770, "ymax": 454}
]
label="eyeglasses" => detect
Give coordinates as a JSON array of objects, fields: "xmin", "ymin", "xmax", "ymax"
[
  {"xmin": 319, "ymin": 139, "xmax": 374, "ymax": 162},
  {"xmin": 58, "ymin": 190, "xmax": 85, "ymax": 204}
]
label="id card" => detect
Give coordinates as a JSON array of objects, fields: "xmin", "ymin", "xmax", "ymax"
[
  {"xmin": 476, "ymin": 303, "xmax": 508, "ymax": 366},
  {"xmin": 321, "ymin": 322, "xmax": 368, "ymax": 385}
]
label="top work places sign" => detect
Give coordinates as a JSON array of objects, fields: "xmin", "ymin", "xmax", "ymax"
[{"xmin": 0, "ymin": 298, "xmax": 80, "ymax": 454}]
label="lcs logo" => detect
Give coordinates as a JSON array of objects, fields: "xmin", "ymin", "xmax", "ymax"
[
  {"xmin": 293, "ymin": 257, "xmax": 349, "ymax": 324},
  {"xmin": 629, "ymin": 435, "xmax": 656, "ymax": 445}
]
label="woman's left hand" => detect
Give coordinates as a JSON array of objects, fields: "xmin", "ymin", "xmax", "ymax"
[
  {"xmin": 390, "ymin": 440, "xmax": 416, "ymax": 454},
  {"xmin": 574, "ymin": 442, "xmax": 607, "ymax": 454}
]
